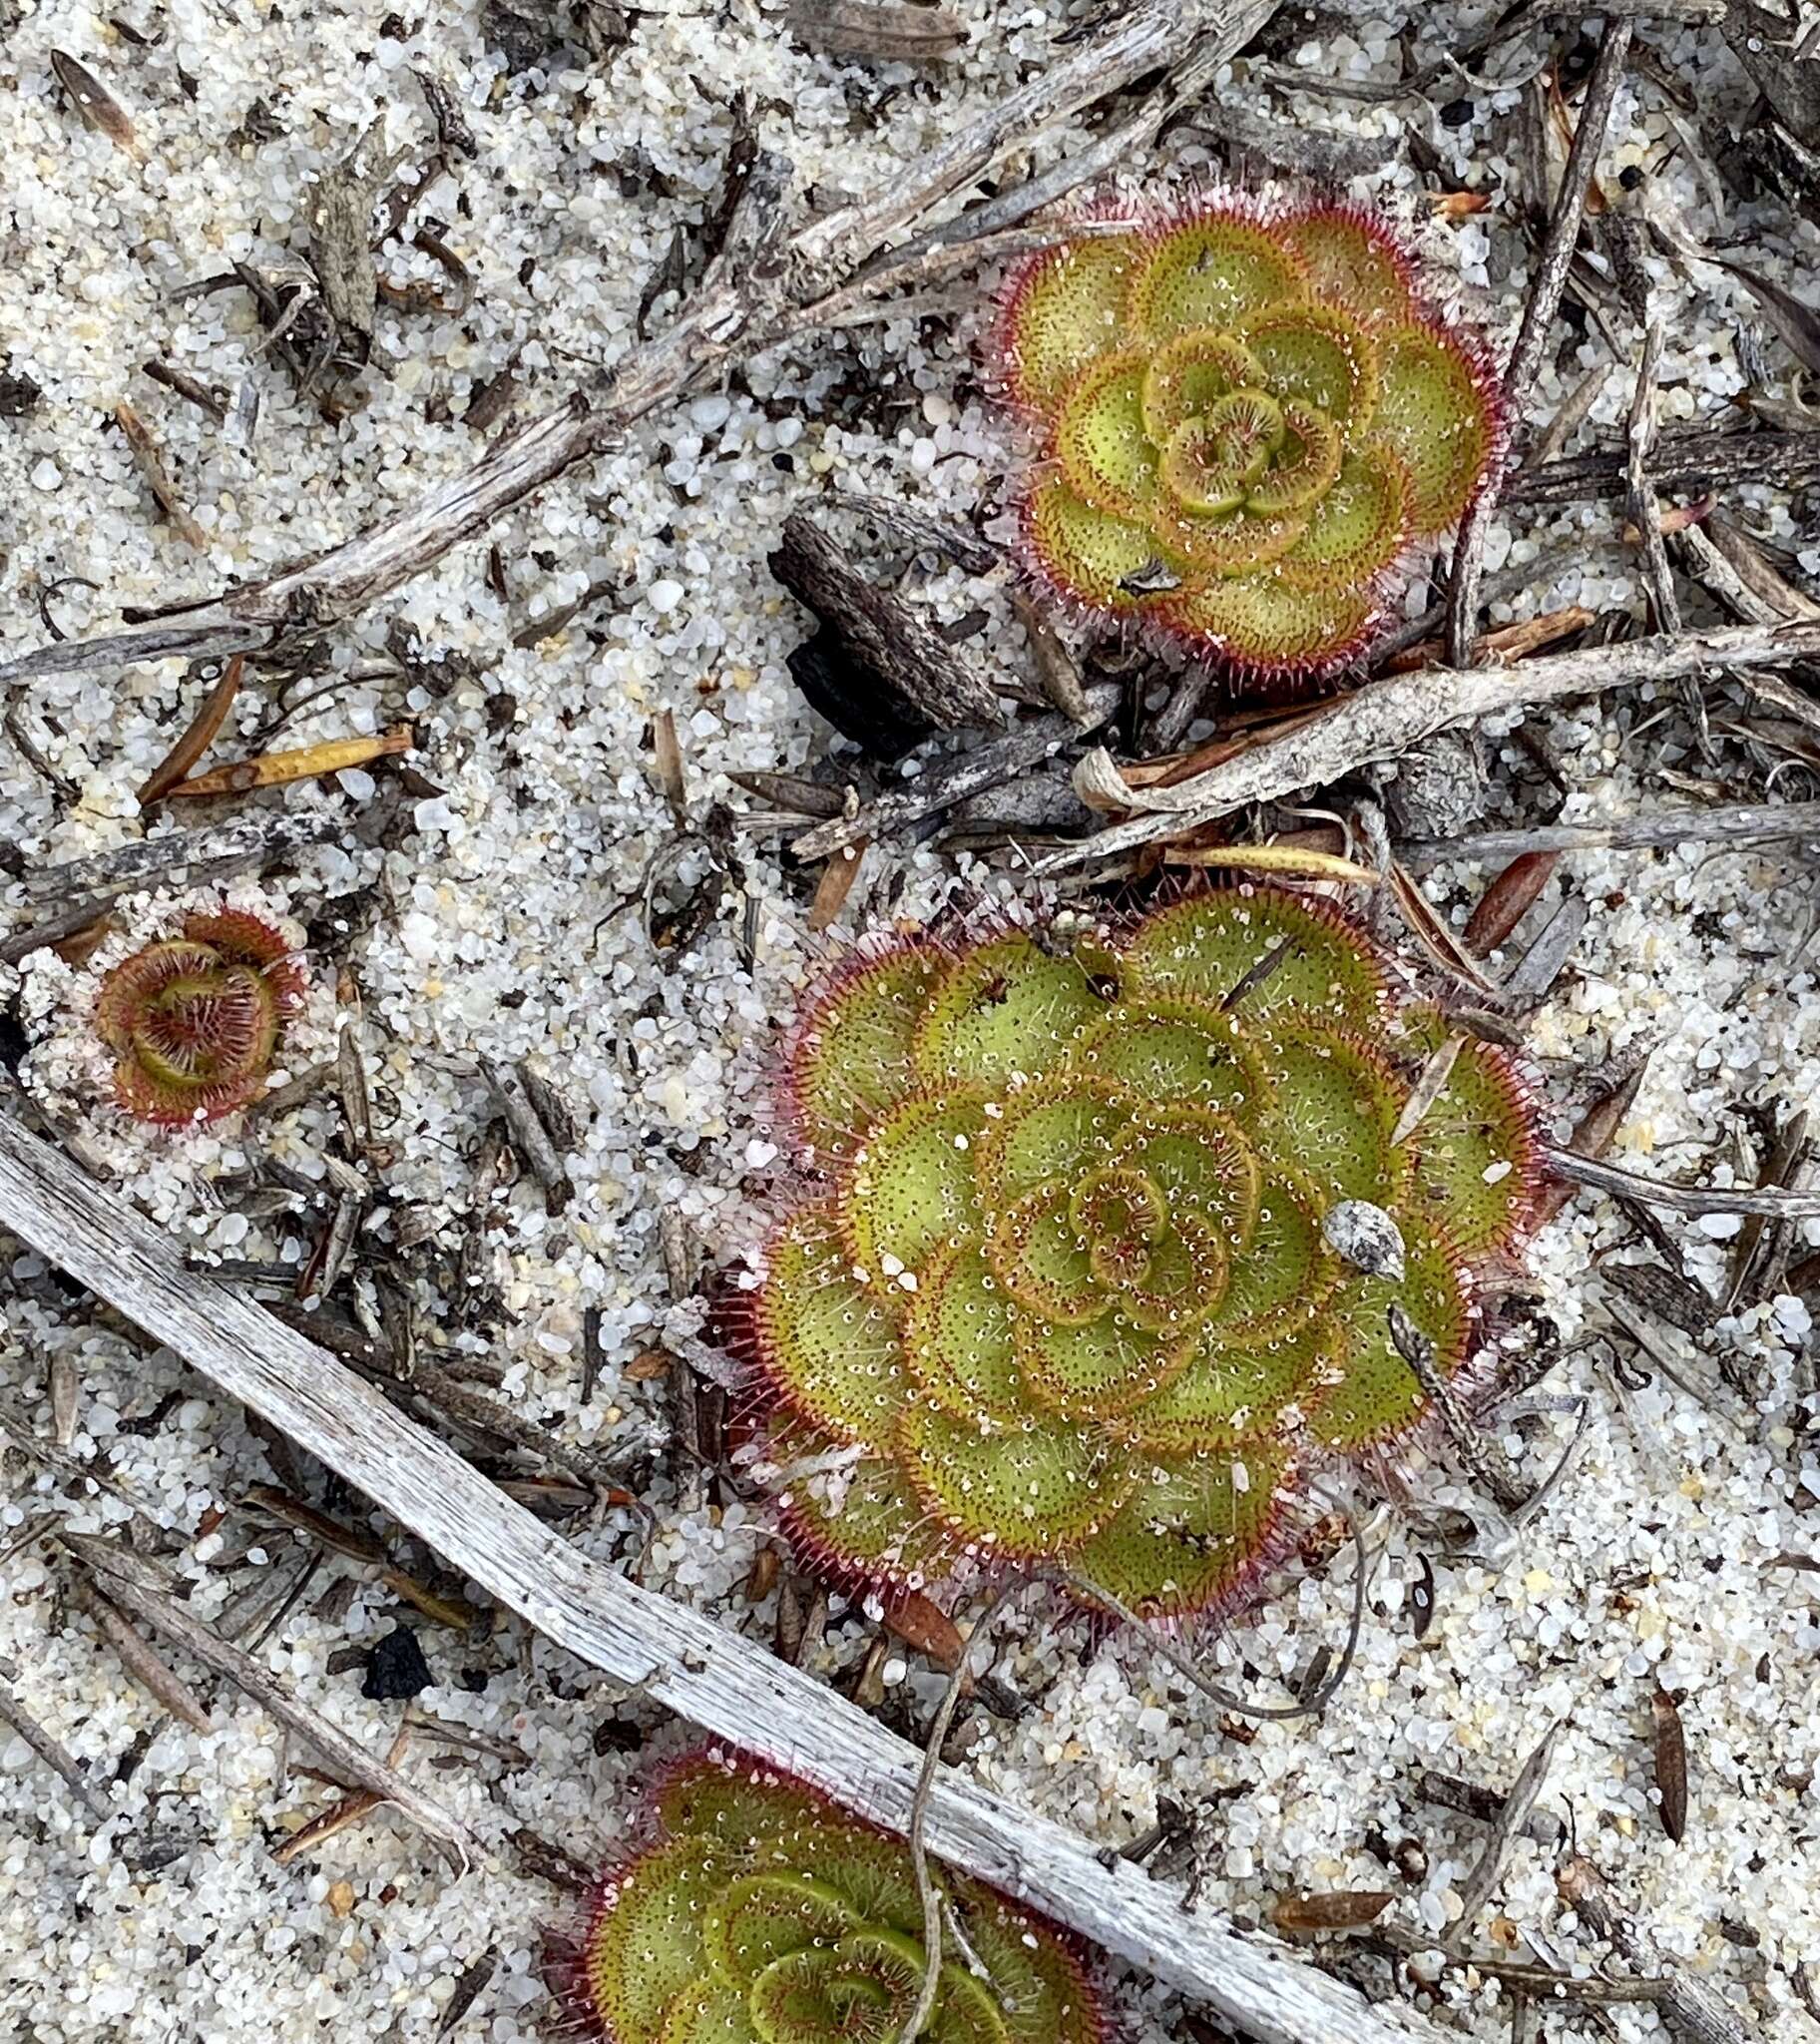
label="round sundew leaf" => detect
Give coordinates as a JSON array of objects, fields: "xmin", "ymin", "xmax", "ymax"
[
  {"xmin": 786, "ymin": 946, "xmax": 944, "ymax": 1164},
  {"xmin": 1070, "ymin": 992, "xmax": 1269, "ymax": 1114},
  {"xmin": 1015, "ymin": 1303, "xmax": 1197, "ymax": 1421},
  {"xmin": 587, "ymin": 1836, "xmax": 731, "ymax": 2044},
  {"xmin": 776, "ymin": 1431, "xmax": 948, "ymax": 1586},
  {"xmin": 1112, "ymin": 1104, "xmax": 1265, "ymax": 1255},
  {"xmin": 1001, "ymin": 233, "xmax": 1149, "ymax": 417},
  {"xmin": 841, "ymin": 1089, "xmax": 989, "ymax": 1287},
  {"xmin": 658, "ymin": 1980, "xmax": 762, "ymax": 2044},
  {"xmin": 1202, "ymin": 1164, "xmax": 1342, "ymax": 1348},
  {"xmin": 1248, "ymin": 1016, "xmax": 1408, "ymax": 1206},
  {"xmin": 909, "ymin": 932, "xmax": 1107, "ymax": 1086},
  {"xmin": 93, "ymin": 940, "xmax": 233, "ymax": 1048},
  {"xmin": 1242, "ymin": 402, "xmax": 1345, "ymax": 519},
  {"xmin": 1022, "ymin": 479, "xmax": 1156, "ymax": 611},
  {"xmin": 972, "ymin": 1072, "xmax": 1135, "ymax": 1200},
  {"xmin": 658, "ymin": 1756, "xmax": 826, "ymax": 1852},
  {"xmin": 1368, "ymin": 319, "xmax": 1496, "ymax": 535},
  {"xmin": 897, "ymin": 1399, "xmax": 1131, "ymax": 1556},
  {"xmin": 1277, "ymin": 208, "xmax": 1416, "ymax": 325},
  {"xmin": 934, "ymin": 1965, "xmax": 1015, "ymax": 2044},
  {"xmin": 779, "ymin": 1823, "xmax": 926, "ymax": 1937},
  {"xmin": 134, "ymin": 965, "xmax": 279, "ymax": 1082},
  {"xmin": 903, "ymin": 1242, "xmax": 1030, "ymax": 1423},
  {"xmin": 748, "ymin": 1930, "xmax": 921, "ymax": 2044},
  {"xmin": 1140, "ymin": 330, "xmax": 1267, "ymax": 444},
  {"xmin": 1066, "ymin": 1438, "xmax": 1290, "ymax": 1619},
  {"xmin": 1127, "ymin": 215, "xmax": 1308, "ymax": 343},
  {"xmin": 755, "ymin": 1206, "xmax": 907, "ymax": 1446},
  {"xmin": 1121, "ymin": 1310, "xmax": 1342, "ymax": 1452},
  {"xmin": 1151, "ymin": 567, "xmax": 1373, "ymax": 676},
  {"xmin": 1393, "ymin": 1007, "xmax": 1540, "ymax": 1256},
  {"xmin": 703, "ymin": 1873, "xmax": 865, "ymax": 1990},
  {"xmin": 1276, "ymin": 443, "xmax": 1411, "ymax": 596},
  {"xmin": 1116, "ymin": 889, "xmax": 1385, "ymax": 1021},
  {"xmin": 1237, "ymin": 303, "xmax": 1379, "ymax": 429},
  {"xmin": 985, "ymin": 1183, "xmax": 1107, "ymax": 1327},
  {"xmin": 1309, "ymin": 1220, "xmax": 1472, "ymax": 1450},
  {"xmin": 1113, "ymin": 1209, "xmax": 1230, "ymax": 1335},
  {"xmin": 1147, "ymin": 494, "xmax": 1309, "ymax": 580},
  {"xmin": 1053, "ymin": 347, "xmax": 1159, "ymax": 521},
  {"xmin": 941, "ymin": 1888, "xmax": 1105, "ymax": 2044}
]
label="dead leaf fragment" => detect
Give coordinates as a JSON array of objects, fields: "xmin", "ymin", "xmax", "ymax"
[
  {"xmin": 1652, "ymin": 1684, "xmax": 1688, "ymax": 1843},
  {"xmin": 139, "ymin": 656, "xmax": 242, "ymax": 806},
  {"xmin": 1272, "ymin": 1889, "xmax": 1394, "ymax": 1934},
  {"xmin": 51, "ymin": 50, "xmax": 144, "ymax": 160},
  {"xmin": 1463, "ymin": 850, "xmax": 1561, "ymax": 955}
]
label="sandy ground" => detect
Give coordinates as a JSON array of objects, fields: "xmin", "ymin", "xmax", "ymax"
[{"xmin": 3, "ymin": 2, "xmax": 1820, "ymax": 2039}]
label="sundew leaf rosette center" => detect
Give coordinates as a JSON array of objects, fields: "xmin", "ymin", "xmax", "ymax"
[
  {"xmin": 92, "ymin": 908, "xmax": 305, "ymax": 1126},
  {"xmin": 552, "ymin": 1750, "xmax": 1106, "ymax": 2044},
  {"xmin": 754, "ymin": 888, "xmax": 1542, "ymax": 1621},
  {"xmin": 993, "ymin": 196, "xmax": 1503, "ymax": 689}
]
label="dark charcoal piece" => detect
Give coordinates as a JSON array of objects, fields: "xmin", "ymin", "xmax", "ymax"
[
  {"xmin": 361, "ymin": 1623, "xmax": 432, "ymax": 1701},
  {"xmin": 786, "ymin": 632, "xmax": 933, "ymax": 759},
  {"xmin": 770, "ymin": 510, "xmax": 1004, "ymax": 762},
  {"xmin": 483, "ymin": 0, "xmax": 569, "ymax": 72},
  {"xmin": 0, "ymin": 360, "xmax": 42, "ymax": 417}
]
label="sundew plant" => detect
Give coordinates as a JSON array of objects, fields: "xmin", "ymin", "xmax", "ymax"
[
  {"xmin": 993, "ymin": 195, "xmax": 1502, "ymax": 686},
  {"xmin": 750, "ymin": 887, "xmax": 1540, "ymax": 1621},
  {"xmin": 92, "ymin": 908, "xmax": 304, "ymax": 1126},
  {"xmin": 553, "ymin": 1749, "xmax": 1105, "ymax": 2044}
]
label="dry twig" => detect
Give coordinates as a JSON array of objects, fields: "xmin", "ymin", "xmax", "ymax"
[
  {"xmin": 1042, "ymin": 620, "xmax": 1820, "ymax": 872},
  {"xmin": 1447, "ymin": 18, "xmax": 1635, "ymax": 662}
]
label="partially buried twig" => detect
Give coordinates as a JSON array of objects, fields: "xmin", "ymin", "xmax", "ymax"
[
  {"xmin": 0, "ymin": 1660, "xmax": 112, "ymax": 1826},
  {"xmin": 58, "ymin": 1532, "xmax": 476, "ymax": 1866},
  {"xmin": 1399, "ymin": 798, "xmax": 1820, "ymax": 866},
  {"xmin": 1548, "ymin": 1148, "xmax": 1820, "ymax": 1219},
  {"xmin": 794, "ymin": 686, "xmax": 1120, "ymax": 860},
  {"xmin": 1041, "ymin": 619, "xmax": 1820, "ymax": 872},
  {"xmin": 1556, "ymin": 1858, "xmax": 1752, "ymax": 2044},
  {"xmin": 1447, "ymin": 17, "xmax": 1635, "ymax": 664}
]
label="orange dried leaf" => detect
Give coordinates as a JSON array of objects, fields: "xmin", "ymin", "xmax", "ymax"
[
  {"xmin": 1164, "ymin": 843, "xmax": 1380, "ymax": 886},
  {"xmin": 139, "ymin": 656, "xmax": 243, "ymax": 806},
  {"xmin": 1272, "ymin": 1889, "xmax": 1394, "ymax": 1933},
  {"xmin": 168, "ymin": 726, "xmax": 412, "ymax": 798},
  {"xmin": 882, "ymin": 1589, "xmax": 964, "ymax": 1672}
]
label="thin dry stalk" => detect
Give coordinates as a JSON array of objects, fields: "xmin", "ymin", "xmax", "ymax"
[
  {"xmin": 58, "ymin": 1533, "xmax": 475, "ymax": 1865},
  {"xmin": 1447, "ymin": 18, "xmax": 1635, "ymax": 660}
]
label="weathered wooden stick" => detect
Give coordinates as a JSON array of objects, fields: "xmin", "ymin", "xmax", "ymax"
[
  {"xmin": 1399, "ymin": 798, "xmax": 1820, "ymax": 866},
  {"xmin": 1508, "ymin": 426, "xmax": 1820, "ymax": 506},
  {"xmin": 1039, "ymin": 618, "xmax": 1820, "ymax": 872},
  {"xmin": 0, "ymin": 1110, "xmax": 1440, "ymax": 2044}
]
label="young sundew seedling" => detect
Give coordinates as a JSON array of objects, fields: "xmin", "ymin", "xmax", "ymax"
[
  {"xmin": 553, "ymin": 1750, "xmax": 1104, "ymax": 2044},
  {"xmin": 93, "ymin": 909, "xmax": 304, "ymax": 1125},
  {"xmin": 751, "ymin": 887, "xmax": 1540, "ymax": 1621},
  {"xmin": 992, "ymin": 196, "xmax": 1502, "ymax": 687}
]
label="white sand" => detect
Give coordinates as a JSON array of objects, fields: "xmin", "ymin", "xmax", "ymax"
[{"xmin": 3, "ymin": 2, "xmax": 1819, "ymax": 2038}]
